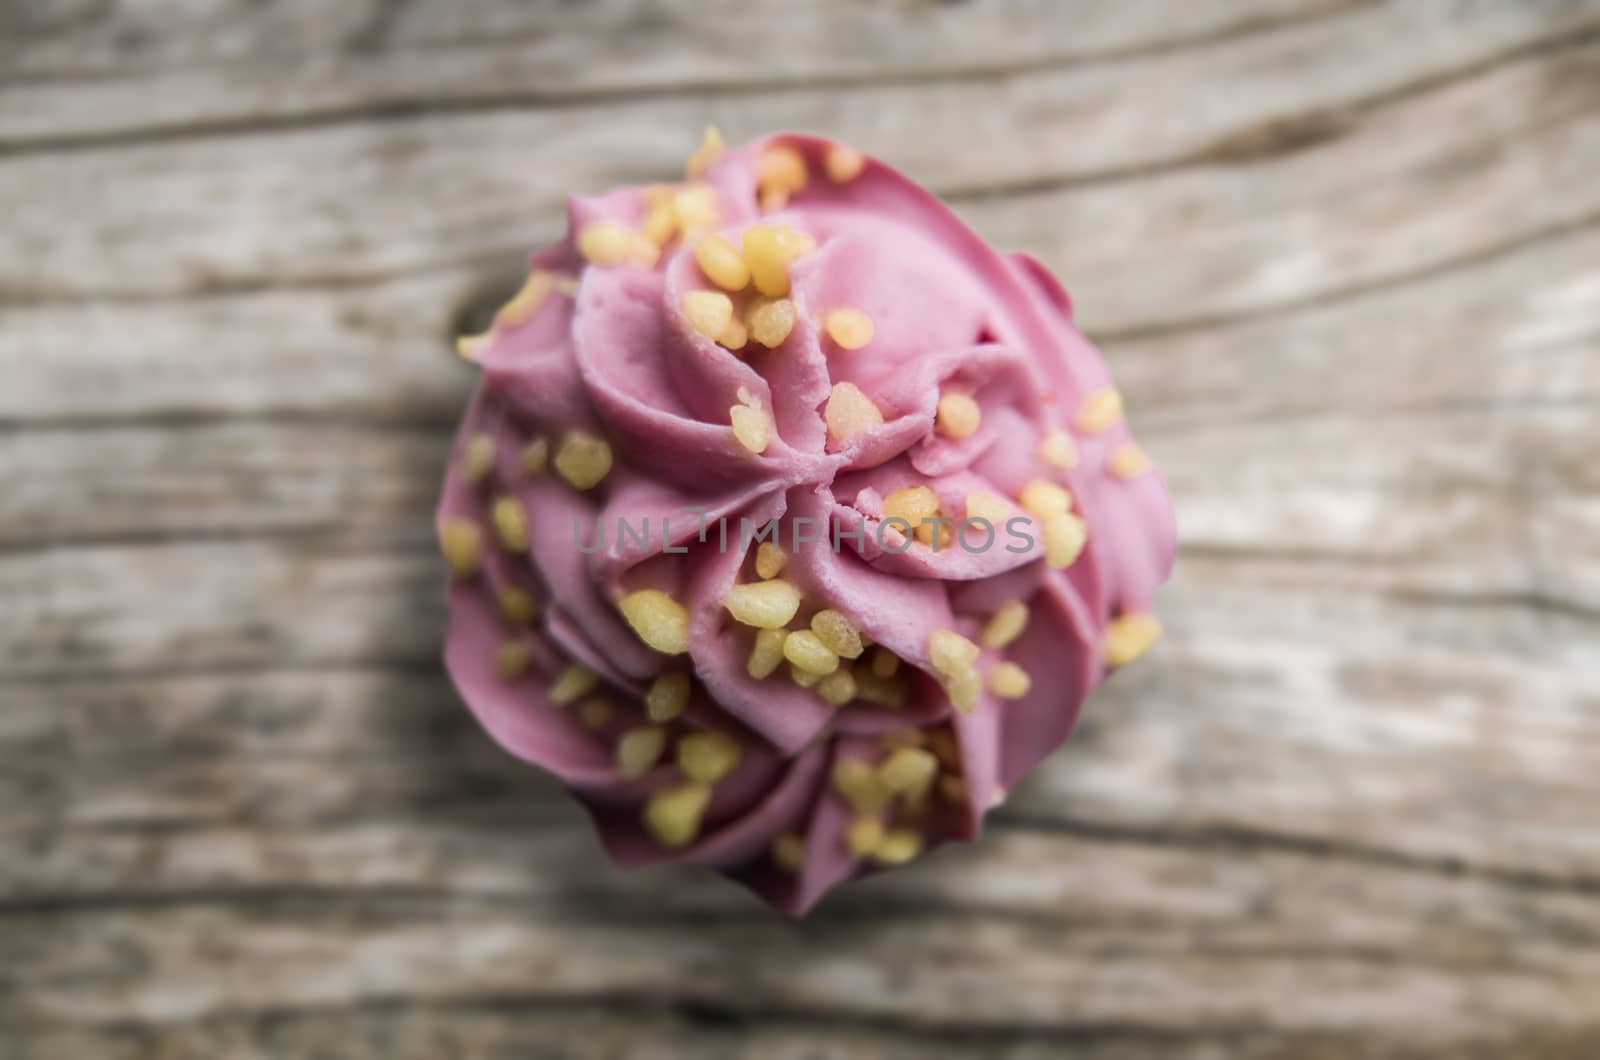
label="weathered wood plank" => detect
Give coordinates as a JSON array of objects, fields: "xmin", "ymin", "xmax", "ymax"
[
  {"xmin": 7, "ymin": 1011, "xmax": 1599, "ymax": 1060},
  {"xmin": 5, "ymin": 35, "xmax": 1598, "ymax": 435},
  {"xmin": 5, "ymin": 534, "xmax": 1591, "ymax": 676},
  {"xmin": 0, "ymin": 0, "xmax": 1419, "ymax": 146},
  {"xmin": 3, "ymin": 190, "xmax": 1596, "ymax": 454},
  {"xmin": 0, "ymin": 422, "xmax": 450, "ymax": 549},
  {"xmin": 5, "ymin": 1, "xmax": 1595, "ymax": 313},
  {"xmin": 7, "ymin": 743, "xmax": 1600, "ymax": 912},
  {"xmin": 2, "ymin": 460, "xmax": 1594, "ymax": 679},
  {"xmin": 4, "ymin": 554, "xmax": 1596, "ymax": 879},
  {"xmin": 0, "ymin": 668, "xmax": 461, "ymax": 764},
  {"xmin": 0, "ymin": 542, "xmax": 442, "ymax": 681},
  {"xmin": 0, "ymin": 270, "xmax": 482, "ymax": 426},
  {"xmin": 5, "ymin": 404, "xmax": 1596, "ymax": 580},
  {"xmin": 4, "ymin": 831, "xmax": 1598, "ymax": 1038}
]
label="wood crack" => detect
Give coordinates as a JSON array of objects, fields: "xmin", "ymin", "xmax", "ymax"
[
  {"xmin": 941, "ymin": 21, "xmax": 1600, "ymax": 202},
  {"xmin": 1093, "ymin": 207, "xmax": 1600, "ymax": 344},
  {"xmin": 991, "ymin": 813, "xmax": 1600, "ymax": 900},
  {"xmin": 0, "ymin": 0, "xmax": 1382, "ymax": 156}
]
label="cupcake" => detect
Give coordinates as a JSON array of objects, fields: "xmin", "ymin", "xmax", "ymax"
[{"xmin": 438, "ymin": 130, "xmax": 1175, "ymax": 913}]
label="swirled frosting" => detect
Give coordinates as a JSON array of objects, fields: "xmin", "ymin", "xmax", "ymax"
[{"xmin": 437, "ymin": 131, "xmax": 1175, "ymax": 913}]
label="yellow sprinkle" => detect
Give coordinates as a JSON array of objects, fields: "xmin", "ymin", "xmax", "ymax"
[
  {"xmin": 496, "ymin": 270, "xmax": 555, "ymax": 327},
  {"xmin": 683, "ymin": 290, "xmax": 735, "ymax": 340},
  {"xmin": 686, "ymin": 126, "xmax": 725, "ymax": 179},
  {"xmin": 980, "ymin": 601, "xmax": 1030, "ymax": 649},
  {"xmin": 927, "ymin": 630, "xmax": 980, "ymax": 676},
  {"xmin": 824, "ymin": 382, "xmax": 886, "ymax": 445},
  {"xmin": 938, "ymin": 774, "xmax": 967, "ymax": 803},
  {"xmin": 519, "ymin": 438, "xmax": 549, "ymax": 476},
  {"xmin": 644, "ymin": 780, "xmax": 712, "ymax": 847},
  {"xmin": 946, "ymin": 668, "xmax": 981, "ymax": 713},
  {"xmin": 757, "ymin": 144, "xmax": 809, "ymax": 196},
  {"xmin": 553, "ymin": 431, "xmax": 613, "ymax": 491},
  {"xmin": 790, "ymin": 663, "xmax": 824, "ymax": 688},
  {"xmin": 491, "ymin": 495, "xmax": 528, "ymax": 553},
  {"xmin": 815, "ymin": 668, "xmax": 857, "ymax": 706},
  {"xmin": 748, "ymin": 297, "xmax": 797, "ymax": 348},
  {"xmin": 674, "ymin": 185, "xmax": 721, "ymax": 235},
  {"xmin": 616, "ymin": 726, "xmax": 667, "ymax": 780},
  {"xmin": 578, "ymin": 697, "xmax": 615, "ymax": 729},
  {"xmin": 742, "ymin": 225, "xmax": 792, "ymax": 297},
  {"xmin": 747, "ymin": 628, "xmax": 788, "ymax": 679},
  {"xmin": 845, "ymin": 815, "xmax": 885, "ymax": 857},
  {"xmin": 717, "ymin": 318, "xmax": 748, "ymax": 350},
  {"xmin": 878, "ymin": 748, "xmax": 938, "ymax": 799},
  {"xmin": 964, "ymin": 491, "xmax": 1012, "ymax": 530},
  {"xmin": 549, "ymin": 663, "xmax": 598, "ymax": 705},
  {"xmin": 771, "ymin": 832, "xmax": 806, "ymax": 872},
  {"xmin": 754, "ymin": 541, "xmax": 787, "ymax": 580},
  {"xmin": 869, "ymin": 646, "xmax": 901, "ymax": 679},
  {"xmin": 882, "ymin": 485, "xmax": 941, "ymax": 548},
  {"xmin": 439, "ymin": 518, "xmax": 483, "ymax": 577},
  {"xmin": 833, "ymin": 759, "xmax": 890, "ymax": 813},
  {"xmin": 641, "ymin": 201, "xmax": 678, "ymax": 245},
  {"xmin": 723, "ymin": 579, "xmax": 802, "ymax": 629},
  {"xmin": 645, "ymin": 672, "xmax": 690, "ymax": 723},
  {"xmin": 576, "ymin": 221, "xmax": 634, "ymax": 266},
  {"xmin": 461, "ymin": 433, "xmax": 495, "ymax": 485},
  {"xmin": 695, "ymin": 233, "xmax": 750, "ymax": 291},
  {"xmin": 824, "ymin": 143, "xmax": 866, "ymax": 183},
  {"xmin": 810, "ymin": 609, "xmax": 864, "ymax": 659},
  {"xmin": 617, "ymin": 589, "xmax": 690, "ymax": 655},
  {"xmin": 824, "ymin": 308, "xmax": 874, "ymax": 350},
  {"xmin": 1043, "ymin": 512, "xmax": 1088, "ymax": 569},
  {"xmin": 1019, "ymin": 480, "xmax": 1073, "ymax": 519},
  {"xmin": 495, "ymin": 641, "xmax": 531, "ymax": 680},
  {"xmin": 730, "ymin": 404, "xmax": 772, "ymax": 455},
  {"xmin": 1104, "ymin": 612, "xmax": 1163, "ymax": 667},
  {"xmin": 926, "ymin": 730, "xmax": 960, "ymax": 769},
  {"xmin": 1109, "ymin": 443, "xmax": 1153, "ymax": 479},
  {"xmin": 871, "ymin": 828, "xmax": 924, "ymax": 866},
  {"xmin": 773, "ymin": 225, "xmax": 815, "ymax": 258},
  {"xmin": 783, "ymin": 630, "xmax": 840, "ymax": 675},
  {"xmin": 677, "ymin": 730, "xmax": 742, "ymax": 784},
  {"xmin": 987, "ymin": 661, "xmax": 1032, "ymax": 699},
  {"xmin": 855, "ymin": 671, "xmax": 907, "ymax": 708},
  {"xmin": 646, "ymin": 184, "xmax": 676, "ymax": 210},
  {"xmin": 1075, "ymin": 387, "xmax": 1124, "ymax": 434},
  {"xmin": 496, "ymin": 586, "xmax": 538, "ymax": 627},
  {"xmin": 1038, "ymin": 429, "xmax": 1080, "ymax": 469},
  {"xmin": 936, "ymin": 392, "xmax": 982, "ymax": 439},
  {"xmin": 455, "ymin": 332, "xmax": 488, "ymax": 361},
  {"xmin": 918, "ymin": 521, "xmax": 947, "ymax": 552}
]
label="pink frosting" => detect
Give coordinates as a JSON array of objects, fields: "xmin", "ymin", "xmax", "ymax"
[{"xmin": 437, "ymin": 133, "xmax": 1175, "ymax": 913}]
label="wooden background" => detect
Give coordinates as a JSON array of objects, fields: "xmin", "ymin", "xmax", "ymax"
[{"xmin": 4, "ymin": 1, "xmax": 1599, "ymax": 1056}]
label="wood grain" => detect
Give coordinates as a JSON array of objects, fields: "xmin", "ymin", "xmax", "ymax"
[
  {"xmin": 4, "ymin": 0, "xmax": 1599, "ymax": 1057},
  {"xmin": 0, "ymin": 0, "xmax": 1392, "ymax": 146}
]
